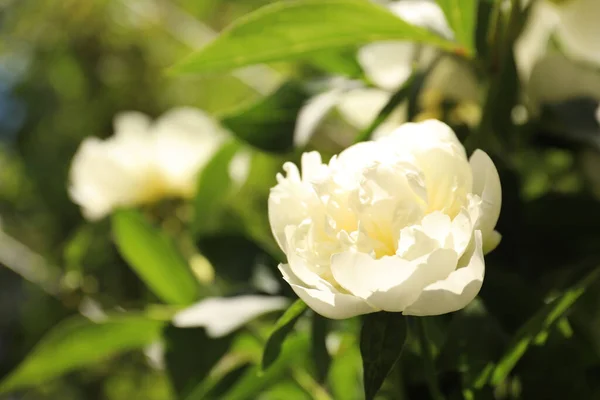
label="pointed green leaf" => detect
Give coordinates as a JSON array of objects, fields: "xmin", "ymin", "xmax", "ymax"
[
  {"xmin": 0, "ymin": 315, "xmax": 164, "ymax": 393},
  {"xmin": 112, "ymin": 209, "xmax": 198, "ymax": 305},
  {"xmin": 478, "ymin": 266, "xmax": 600, "ymax": 388},
  {"xmin": 171, "ymin": 0, "xmax": 461, "ymax": 75},
  {"xmin": 360, "ymin": 312, "xmax": 408, "ymax": 400},
  {"xmin": 262, "ymin": 299, "xmax": 308, "ymax": 370}
]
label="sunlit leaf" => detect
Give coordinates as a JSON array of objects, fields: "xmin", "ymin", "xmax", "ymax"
[
  {"xmin": 0, "ymin": 315, "xmax": 164, "ymax": 393},
  {"xmin": 436, "ymin": 0, "xmax": 477, "ymax": 53},
  {"xmin": 171, "ymin": 0, "xmax": 460, "ymax": 75},
  {"xmin": 262, "ymin": 299, "xmax": 308, "ymax": 370},
  {"xmin": 360, "ymin": 312, "xmax": 408, "ymax": 400},
  {"xmin": 112, "ymin": 209, "xmax": 198, "ymax": 305},
  {"xmin": 307, "ymin": 48, "xmax": 365, "ymax": 79}
]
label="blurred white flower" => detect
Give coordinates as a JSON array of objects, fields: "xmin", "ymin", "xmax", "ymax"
[
  {"xmin": 516, "ymin": 0, "xmax": 600, "ymax": 111},
  {"xmin": 554, "ymin": 0, "xmax": 600, "ymax": 66},
  {"xmin": 172, "ymin": 295, "xmax": 290, "ymax": 337},
  {"xmin": 270, "ymin": 120, "xmax": 501, "ymax": 319},
  {"xmin": 69, "ymin": 107, "xmax": 239, "ymax": 220}
]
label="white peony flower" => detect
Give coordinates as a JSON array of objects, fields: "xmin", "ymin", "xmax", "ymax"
[
  {"xmin": 269, "ymin": 120, "xmax": 501, "ymax": 319},
  {"xmin": 69, "ymin": 107, "xmax": 231, "ymax": 220}
]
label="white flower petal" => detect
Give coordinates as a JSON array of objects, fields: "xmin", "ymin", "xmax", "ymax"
[
  {"xmin": 280, "ymin": 264, "xmax": 376, "ymax": 319},
  {"xmin": 294, "ymin": 89, "xmax": 343, "ymax": 147},
  {"xmin": 382, "ymin": 119, "xmax": 466, "ymax": 158},
  {"xmin": 172, "ymin": 295, "xmax": 290, "ymax": 337},
  {"xmin": 389, "ymin": 0, "xmax": 453, "ymax": 39},
  {"xmin": 555, "ymin": 0, "xmax": 600, "ymax": 67},
  {"xmin": 228, "ymin": 150, "xmax": 251, "ymax": 186},
  {"xmin": 268, "ymin": 160, "xmax": 321, "ymax": 252},
  {"xmin": 450, "ymin": 208, "xmax": 474, "ymax": 257},
  {"xmin": 330, "ymin": 248, "xmax": 457, "ymax": 312},
  {"xmin": 416, "ymin": 148, "xmax": 473, "ymax": 217},
  {"xmin": 336, "ymin": 88, "xmax": 392, "ymax": 129},
  {"xmin": 68, "ymin": 134, "xmax": 156, "ymax": 220},
  {"xmin": 483, "ymin": 230, "xmax": 502, "ymax": 254},
  {"xmin": 528, "ymin": 54, "xmax": 600, "ymax": 109},
  {"xmin": 403, "ymin": 231, "xmax": 484, "ymax": 316},
  {"xmin": 469, "ymin": 150, "xmax": 502, "ymax": 252},
  {"xmin": 113, "ymin": 111, "xmax": 152, "ymax": 138},
  {"xmin": 286, "ymin": 247, "xmax": 332, "ymax": 290},
  {"xmin": 358, "ymin": 42, "xmax": 416, "ymax": 91},
  {"xmin": 421, "ymin": 211, "xmax": 452, "ymax": 246},
  {"xmin": 514, "ymin": 0, "xmax": 559, "ymax": 82},
  {"xmin": 70, "ymin": 107, "xmax": 229, "ymax": 220},
  {"xmin": 269, "ymin": 120, "xmax": 500, "ymax": 318},
  {"xmin": 154, "ymin": 107, "xmax": 226, "ymax": 196}
]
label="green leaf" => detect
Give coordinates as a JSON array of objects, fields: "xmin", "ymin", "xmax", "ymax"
[
  {"xmin": 171, "ymin": 0, "xmax": 460, "ymax": 75},
  {"xmin": 262, "ymin": 299, "xmax": 308, "ymax": 370},
  {"xmin": 164, "ymin": 325, "xmax": 234, "ymax": 399},
  {"xmin": 329, "ymin": 334, "xmax": 363, "ymax": 400},
  {"xmin": 224, "ymin": 334, "xmax": 310, "ymax": 400},
  {"xmin": 311, "ymin": 314, "xmax": 331, "ymax": 383},
  {"xmin": 479, "ymin": 266, "xmax": 600, "ymax": 388},
  {"xmin": 437, "ymin": 302, "xmax": 507, "ymax": 390},
  {"xmin": 112, "ymin": 209, "xmax": 198, "ymax": 305},
  {"xmin": 197, "ymin": 234, "xmax": 268, "ymax": 283},
  {"xmin": 306, "ymin": 48, "xmax": 365, "ymax": 79},
  {"xmin": 0, "ymin": 315, "xmax": 164, "ymax": 393},
  {"xmin": 436, "ymin": 0, "xmax": 477, "ymax": 53},
  {"xmin": 194, "ymin": 140, "xmax": 241, "ymax": 235},
  {"xmin": 221, "ymin": 81, "xmax": 310, "ymax": 153},
  {"xmin": 360, "ymin": 312, "xmax": 408, "ymax": 400},
  {"xmin": 196, "ymin": 363, "xmax": 252, "ymax": 400}
]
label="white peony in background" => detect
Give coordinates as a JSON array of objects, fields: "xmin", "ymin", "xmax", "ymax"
[
  {"xmin": 270, "ymin": 120, "xmax": 501, "ymax": 319},
  {"xmin": 69, "ymin": 107, "xmax": 245, "ymax": 220}
]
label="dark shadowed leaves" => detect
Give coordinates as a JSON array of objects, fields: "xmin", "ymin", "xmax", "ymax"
[
  {"xmin": 221, "ymin": 81, "xmax": 310, "ymax": 153},
  {"xmin": 164, "ymin": 324, "xmax": 234, "ymax": 399},
  {"xmin": 360, "ymin": 312, "xmax": 408, "ymax": 400},
  {"xmin": 311, "ymin": 314, "xmax": 331, "ymax": 383},
  {"xmin": 262, "ymin": 299, "xmax": 308, "ymax": 370},
  {"xmin": 112, "ymin": 209, "xmax": 198, "ymax": 305}
]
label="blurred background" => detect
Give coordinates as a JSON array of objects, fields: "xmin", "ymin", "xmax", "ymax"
[
  {"xmin": 0, "ymin": 1, "xmax": 286, "ymax": 399},
  {"xmin": 2, "ymin": 0, "xmax": 600, "ymax": 399}
]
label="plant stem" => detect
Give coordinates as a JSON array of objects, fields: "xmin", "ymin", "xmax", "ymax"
[
  {"xmin": 415, "ymin": 318, "xmax": 445, "ymax": 400},
  {"xmin": 290, "ymin": 367, "xmax": 334, "ymax": 400}
]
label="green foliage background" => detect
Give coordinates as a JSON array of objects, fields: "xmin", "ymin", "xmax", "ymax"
[{"xmin": 1, "ymin": 0, "xmax": 600, "ymax": 399}]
